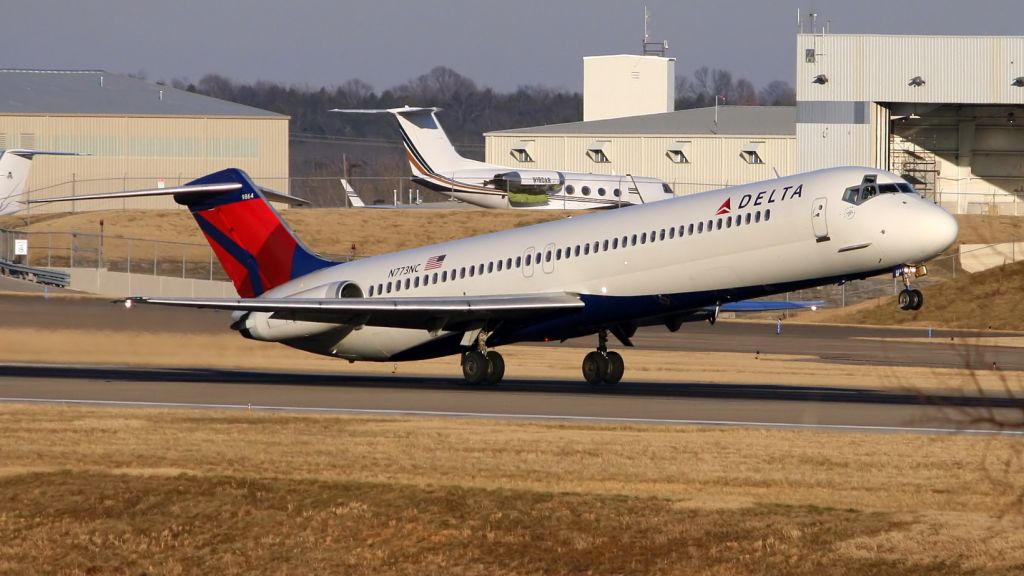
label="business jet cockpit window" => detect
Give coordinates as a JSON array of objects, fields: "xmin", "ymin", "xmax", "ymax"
[{"xmin": 842, "ymin": 182, "xmax": 918, "ymax": 206}]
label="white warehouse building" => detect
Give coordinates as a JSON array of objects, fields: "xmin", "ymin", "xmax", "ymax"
[
  {"xmin": 797, "ymin": 34, "xmax": 1024, "ymax": 214},
  {"xmin": 485, "ymin": 106, "xmax": 795, "ymax": 196},
  {"xmin": 486, "ymin": 33, "xmax": 1024, "ymax": 213}
]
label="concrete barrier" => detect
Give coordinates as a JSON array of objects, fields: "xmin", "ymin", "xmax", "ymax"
[
  {"xmin": 959, "ymin": 243, "xmax": 1024, "ymax": 273},
  {"xmin": 65, "ymin": 268, "xmax": 235, "ymax": 297}
]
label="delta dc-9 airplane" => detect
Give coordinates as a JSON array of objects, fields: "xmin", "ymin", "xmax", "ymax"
[
  {"xmin": 35, "ymin": 165, "xmax": 958, "ymax": 385},
  {"xmin": 332, "ymin": 107, "xmax": 676, "ymax": 209}
]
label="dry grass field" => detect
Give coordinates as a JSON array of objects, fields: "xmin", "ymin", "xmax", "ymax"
[{"xmin": 0, "ymin": 404, "xmax": 1022, "ymax": 575}]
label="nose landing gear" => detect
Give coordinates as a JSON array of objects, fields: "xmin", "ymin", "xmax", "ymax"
[
  {"xmin": 894, "ymin": 264, "xmax": 926, "ymax": 311},
  {"xmin": 582, "ymin": 329, "xmax": 625, "ymax": 385}
]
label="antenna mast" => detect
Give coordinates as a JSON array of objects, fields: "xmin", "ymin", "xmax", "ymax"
[{"xmin": 642, "ymin": 5, "xmax": 668, "ymax": 57}]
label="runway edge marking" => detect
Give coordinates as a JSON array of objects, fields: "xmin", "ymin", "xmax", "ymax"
[{"xmin": 1, "ymin": 397, "xmax": 1021, "ymax": 436}]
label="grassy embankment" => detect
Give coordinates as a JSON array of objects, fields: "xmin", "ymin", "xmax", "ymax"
[{"xmin": 0, "ymin": 404, "xmax": 1022, "ymax": 575}]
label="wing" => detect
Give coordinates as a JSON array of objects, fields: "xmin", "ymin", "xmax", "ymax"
[
  {"xmin": 719, "ymin": 300, "xmax": 824, "ymax": 312},
  {"xmin": 125, "ymin": 292, "xmax": 584, "ymax": 331}
]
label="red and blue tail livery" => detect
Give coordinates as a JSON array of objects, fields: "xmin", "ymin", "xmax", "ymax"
[{"xmin": 178, "ymin": 169, "xmax": 334, "ymax": 297}]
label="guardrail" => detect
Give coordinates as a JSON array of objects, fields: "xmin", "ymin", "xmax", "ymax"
[{"xmin": 0, "ymin": 259, "xmax": 70, "ymax": 287}]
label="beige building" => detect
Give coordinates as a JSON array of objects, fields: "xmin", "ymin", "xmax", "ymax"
[
  {"xmin": 0, "ymin": 69, "xmax": 289, "ymax": 213},
  {"xmin": 486, "ymin": 106, "xmax": 795, "ymax": 196},
  {"xmin": 583, "ymin": 55, "xmax": 675, "ymax": 122}
]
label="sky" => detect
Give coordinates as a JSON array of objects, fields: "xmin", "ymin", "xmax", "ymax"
[{"xmin": 5, "ymin": 0, "xmax": 1022, "ymax": 93}]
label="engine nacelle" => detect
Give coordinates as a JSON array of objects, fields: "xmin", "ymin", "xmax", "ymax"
[
  {"xmin": 236, "ymin": 280, "xmax": 364, "ymax": 342},
  {"xmin": 486, "ymin": 171, "xmax": 565, "ymax": 194}
]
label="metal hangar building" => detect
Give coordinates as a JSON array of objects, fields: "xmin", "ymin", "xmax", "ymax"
[
  {"xmin": 0, "ymin": 69, "xmax": 289, "ymax": 213},
  {"xmin": 487, "ymin": 33, "xmax": 1024, "ymax": 214}
]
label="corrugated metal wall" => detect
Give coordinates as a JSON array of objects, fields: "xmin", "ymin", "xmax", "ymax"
[
  {"xmin": 0, "ymin": 114, "xmax": 288, "ymax": 214},
  {"xmin": 797, "ymin": 35, "xmax": 1024, "ymax": 104},
  {"xmin": 486, "ymin": 133, "xmax": 796, "ymax": 196}
]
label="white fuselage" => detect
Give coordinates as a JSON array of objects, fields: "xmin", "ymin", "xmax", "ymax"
[{"xmin": 243, "ymin": 167, "xmax": 958, "ymax": 361}]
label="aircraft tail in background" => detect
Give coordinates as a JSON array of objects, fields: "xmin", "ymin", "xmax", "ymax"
[{"xmin": 0, "ymin": 150, "xmax": 88, "ymax": 215}]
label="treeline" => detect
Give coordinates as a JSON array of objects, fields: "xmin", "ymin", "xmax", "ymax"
[{"xmin": 171, "ymin": 66, "xmax": 793, "ymax": 205}]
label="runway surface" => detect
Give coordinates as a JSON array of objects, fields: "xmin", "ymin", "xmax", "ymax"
[{"xmin": 2, "ymin": 291, "xmax": 1023, "ymax": 433}]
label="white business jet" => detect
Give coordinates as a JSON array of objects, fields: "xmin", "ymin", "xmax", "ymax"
[
  {"xmin": 33, "ymin": 166, "xmax": 957, "ymax": 385},
  {"xmin": 0, "ymin": 149, "xmax": 88, "ymax": 215},
  {"xmin": 331, "ymin": 107, "xmax": 675, "ymax": 209}
]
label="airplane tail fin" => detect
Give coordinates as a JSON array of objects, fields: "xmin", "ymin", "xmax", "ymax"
[
  {"xmin": 29, "ymin": 168, "xmax": 332, "ymax": 297},
  {"xmin": 0, "ymin": 149, "xmax": 87, "ymax": 216},
  {"xmin": 339, "ymin": 178, "xmax": 365, "ymax": 207},
  {"xmin": 330, "ymin": 107, "xmax": 475, "ymax": 178},
  {"xmin": 182, "ymin": 169, "xmax": 336, "ymax": 296}
]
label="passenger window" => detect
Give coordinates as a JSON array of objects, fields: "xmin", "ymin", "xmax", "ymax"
[
  {"xmin": 602, "ymin": 239, "xmax": 609, "ymax": 251},
  {"xmin": 582, "ymin": 186, "xmax": 591, "ymax": 196},
  {"xmin": 387, "ymin": 281, "xmax": 392, "ymax": 293},
  {"xmin": 545, "ymin": 251, "xmax": 552, "ymax": 262},
  {"xmin": 497, "ymin": 260, "xmax": 503, "ymax": 271},
  {"xmin": 460, "ymin": 267, "xmax": 466, "ymax": 279},
  {"xmin": 613, "ymin": 188, "xmax": 622, "ymax": 197},
  {"xmin": 516, "ymin": 256, "xmax": 522, "ymax": 268},
  {"xmin": 574, "ymin": 246, "xmax": 581, "ymax": 257},
  {"xmin": 612, "ymin": 237, "xmax": 619, "ymax": 249},
  {"xmin": 641, "ymin": 232, "xmax": 647, "ymax": 244},
  {"xmin": 488, "ymin": 262, "xmax": 494, "ymax": 273},
  {"xmin": 369, "ymin": 285, "xmax": 375, "ymax": 297},
  {"xmin": 698, "ymin": 222, "xmax": 704, "ymax": 233},
  {"xmin": 414, "ymin": 277, "xmax": 420, "ymax": 288},
  {"xmin": 726, "ymin": 217, "xmax": 732, "ymax": 229},
  {"xmin": 716, "ymin": 218, "xmax": 723, "ymax": 230},
  {"xmin": 707, "ymin": 220, "xmax": 713, "ymax": 231},
  {"xmin": 755, "ymin": 211, "xmax": 761, "ymax": 223},
  {"xmin": 631, "ymin": 234, "xmax": 637, "ymax": 246},
  {"xmin": 593, "ymin": 241, "xmax": 599, "ymax": 252},
  {"xmin": 688, "ymin": 223, "xmax": 694, "ymax": 235},
  {"xmin": 395, "ymin": 281, "xmax": 401, "ymax": 292},
  {"xmin": 765, "ymin": 209, "xmax": 771, "ymax": 221},
  {"xmin": 660, "ymin": 229, "xmax": 666, "ymax": 241},
  {"xmin": 525, "ymin": 254, "xmax": 532, "ymax": 266},
  {"xmin": 405, "ymin": 279, "xmax": 410, "ymax": 289},
  {"xmin": 584, "ymin": 244, "xmax": 590, "ymax": 255},
  {"xmin": 506, "ymin": 257, "xmax": 513, "ymax": 269},
  {"xmin": 432, "ymin": 273, "xmax": 438, "ymax": 283},
  {"xmin": 598, "ymin": 188, "xmax": 606, "ymax": 196},
  {"xmin": 556, "ymin": 248, "xmax": 562, "ymax": 260},
  {"xmin": 669, "ymin": 227, "xmax": 675, "ymax": 239},
  {"xmin": 566, "ymin": 185, "xmax": 575, "ymax": 195},
  {"xmin": 745, "ymin": 213, "xmax": 751, "ymax": 225}
]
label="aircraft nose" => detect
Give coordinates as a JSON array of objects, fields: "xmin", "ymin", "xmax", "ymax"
[{"xmin": 928, "ymin": 205, "xmax": 959, "ymax": 254}]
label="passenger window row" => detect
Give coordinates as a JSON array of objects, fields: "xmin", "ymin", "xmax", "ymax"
[{"xmin": 367, "ymin": 208, "xmax": 772, "ymax": 297}]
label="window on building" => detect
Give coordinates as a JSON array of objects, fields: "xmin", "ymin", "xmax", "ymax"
[
  {"xmin": 510, "ymin": 141, "xmax": 534, "ymax": 163},
  {"xmin": 666, "ymin": 141, "xmax": 691, "ymax": 164},
  {"xmin": 740, "ymin": 142, "xmax": 765, "ymax": 165},
  {"xmin": 586, "ymin": 141, "xmax": 611, "ymax": 163}
]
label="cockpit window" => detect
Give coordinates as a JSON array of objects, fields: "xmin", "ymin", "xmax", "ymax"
[
  {"xmin": 662, "ymin": 183, "xmax": 674, "ymax": 195},
  {"xmin": 842, "ymin": 181, "xmax": 919, "ymax": 205}
]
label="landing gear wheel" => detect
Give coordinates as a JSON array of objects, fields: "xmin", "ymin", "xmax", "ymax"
[
  {"xmin": 604, "ymin": 351, "xmax": 624, "ymax": 385},
  {"xmin": 898, "ymin": 289, "xmax": 913, "ymax": 311},
  {"xmin": 582, "ymin": 351, "xmax": 609, "ymax": 385},
  {"xmin": 909, "ymin": 289, "xmax": 924, "ymax": 311},
  {"xmin": 484, "ymin": 351, "xmax": 505, "ymax": 384},
  {"xmin": 461, "ymin": 350, "xmax": 488, "ymax": 385},
  {"xmin": 898, "ymin": 288, "xmax": 924, "ymax": 311}
]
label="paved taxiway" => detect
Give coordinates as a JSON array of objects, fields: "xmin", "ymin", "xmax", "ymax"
[{"xmin": 2, "ymin": 287, "xmax": 1022, "ymax": 433}]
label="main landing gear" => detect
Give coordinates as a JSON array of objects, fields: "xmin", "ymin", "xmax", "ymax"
[
  {"xmin": 581, "ymin": 329, "xmax": 624, "ymax": 385},
  {"xmin": 461, "ymin": 330, "xmax": 505, "ymax": 385},
  {"xmin": 895, "ymin": 264, "xmax": 926, "ymax": 311}
]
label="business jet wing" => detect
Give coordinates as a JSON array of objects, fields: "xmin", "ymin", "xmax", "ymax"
[{"xmin": 124, "ymin": 292, "xmax": 584, "ymax": 331}]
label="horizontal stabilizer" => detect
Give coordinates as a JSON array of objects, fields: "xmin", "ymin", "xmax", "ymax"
[
  {"xmin": 28, "ymin": 182, "xmax": 310, "ymax": 207},
  {"xmin": 5, "ymin": 149, "xmax": 90, "ymax": 159}
]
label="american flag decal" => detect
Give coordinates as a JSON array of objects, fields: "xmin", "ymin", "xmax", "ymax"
[{"xmin": 424, "ymin": 254, "xmax": 447, "ymax": 270}]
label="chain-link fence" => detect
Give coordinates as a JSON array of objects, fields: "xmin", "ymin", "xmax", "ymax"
[{"xmin": 0, "ymin": 228, "xmax": 229, "ymax": 282}]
